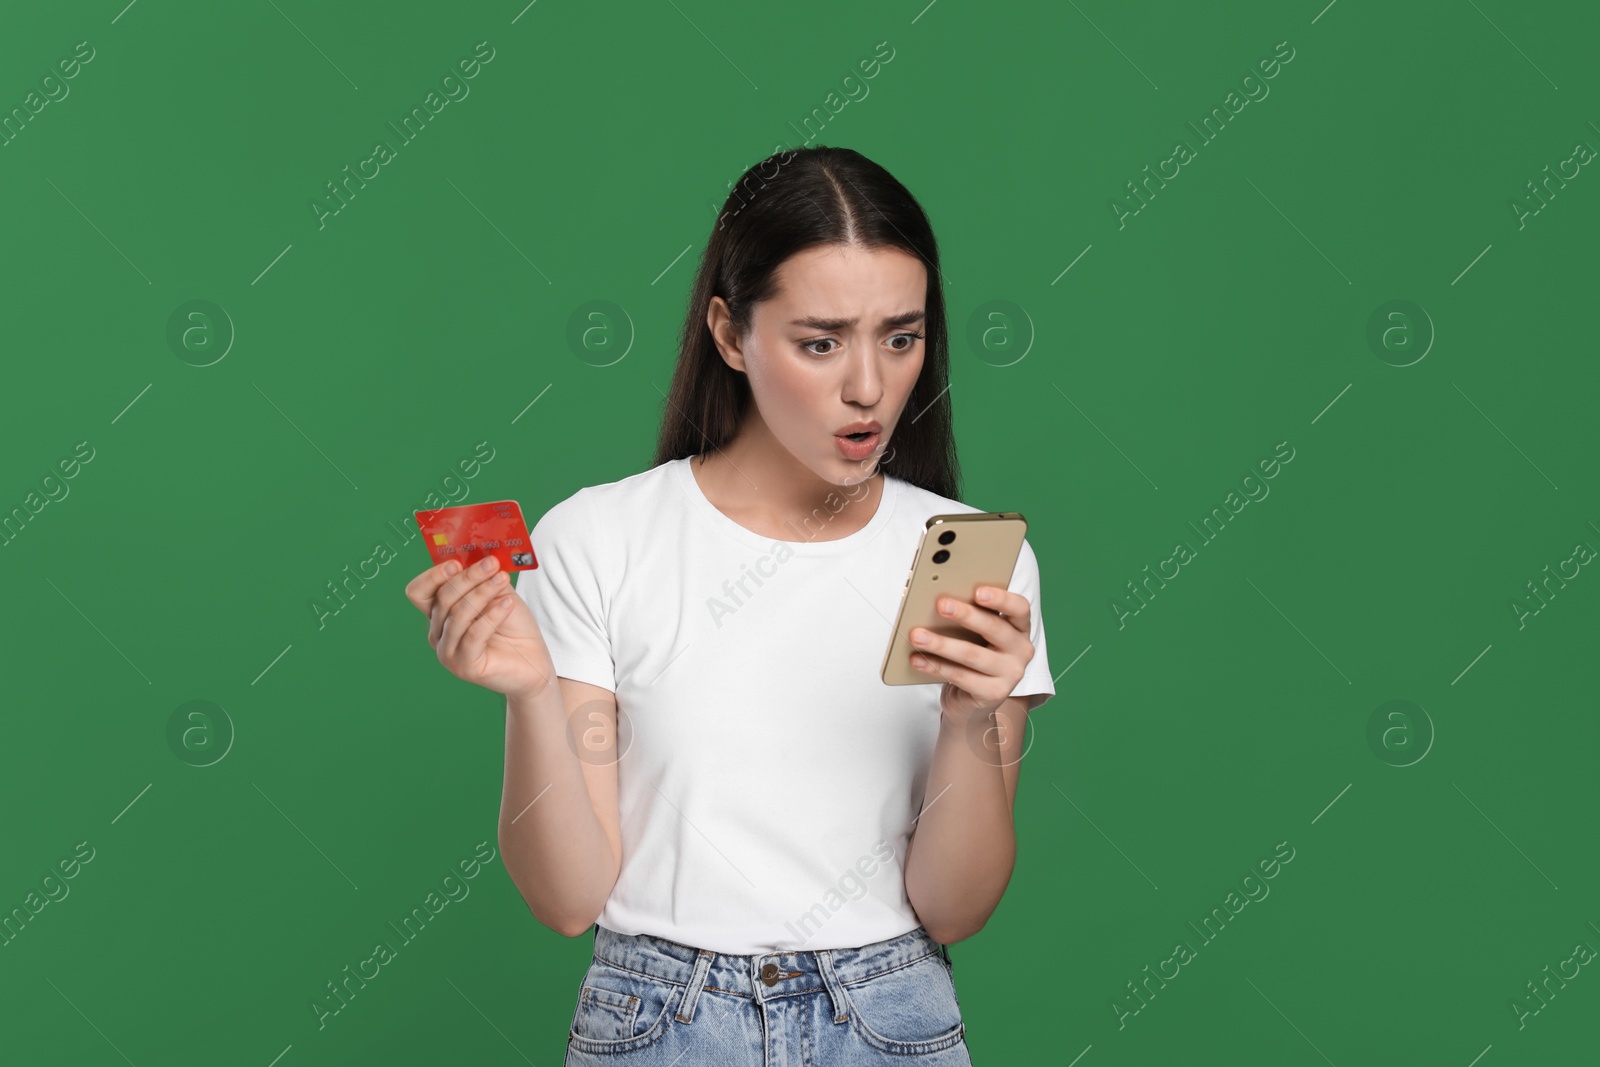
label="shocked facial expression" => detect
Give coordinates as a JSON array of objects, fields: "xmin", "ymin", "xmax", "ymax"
[{"xmin": 710, "ymin": 242, "xmax": 928, "ymax": 485}]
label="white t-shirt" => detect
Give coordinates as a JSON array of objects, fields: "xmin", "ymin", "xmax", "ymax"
[{"xmin": 514, "ymin": 456, "xmax": 1055, "ymax": 954}]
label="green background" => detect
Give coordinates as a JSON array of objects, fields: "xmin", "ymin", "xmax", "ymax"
[{"xmin": 3, "ymin": 0, "xmax": 1596, "ymax": 1063}]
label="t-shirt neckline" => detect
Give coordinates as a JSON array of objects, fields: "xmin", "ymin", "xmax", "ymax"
[{"xmin": 671, "ymin": 455, "xmax": 901, "ymax": 555}]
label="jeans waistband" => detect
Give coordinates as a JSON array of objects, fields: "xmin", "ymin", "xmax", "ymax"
[{"xmin": 592, "ymin": 922, "xmax": 948, "ymax": 1000}]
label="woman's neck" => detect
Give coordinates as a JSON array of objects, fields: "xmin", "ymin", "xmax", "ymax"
[{"xmin": 690, "ymin": 432, "xmax": 884, "ymax": 543}]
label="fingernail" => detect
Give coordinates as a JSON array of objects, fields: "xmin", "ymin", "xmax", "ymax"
[
  {"xmin": 446, "ymin": 561, "xmax": 461, "ymax": 575},
  {"xmin": 911, "ymin": 630, "xmax": 928, "ymax": 645},
  {"xmin": 976, "ymin": 588, "xmax": 992, "ymax": 602}
]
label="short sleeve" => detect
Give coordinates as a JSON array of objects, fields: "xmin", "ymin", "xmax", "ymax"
[
  {"xmin": 514, "ymin": 489, "xmax": 616, "ymax": 693},
  {"xmin": 1006, "ymin": 538, "xmax": 1055, "ymax": 712}
]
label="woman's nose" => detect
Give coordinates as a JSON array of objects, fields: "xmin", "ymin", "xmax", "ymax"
[{"xmin": 842, "ymin": 352, "xmax": 885, "ymax": 405}]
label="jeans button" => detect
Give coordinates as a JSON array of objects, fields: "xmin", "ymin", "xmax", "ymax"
[{"xmin": 760, "ymin": 962, "xmax": 779, "ymax": 987}]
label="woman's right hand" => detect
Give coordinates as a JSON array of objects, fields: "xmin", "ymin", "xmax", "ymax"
[{"xmin": 404, "ymin": 556, "xmax": 557, "ymax": 700}]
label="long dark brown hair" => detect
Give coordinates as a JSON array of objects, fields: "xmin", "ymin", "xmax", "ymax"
[{"xmin": 652, "ymin": 145, "xmax": 960, "ymax": 501}]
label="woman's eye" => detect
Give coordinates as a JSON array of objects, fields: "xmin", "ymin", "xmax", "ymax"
[{"xmin": 801, "ymin": 332, "xmax": 921, "ymax": 356}]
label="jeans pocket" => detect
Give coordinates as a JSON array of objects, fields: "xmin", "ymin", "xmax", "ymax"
[
  {"xmin": 841, "ymin": 953, "xmax": 966, "ymax": 1055},
  {"xmin": 568, "ymin": 960, "xmax": 679, "ymax": 1055}
]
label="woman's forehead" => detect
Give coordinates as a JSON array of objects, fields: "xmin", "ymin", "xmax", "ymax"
[{"xmin": 765, "ymin": 246, "xmax": 926, "ymax": 317}]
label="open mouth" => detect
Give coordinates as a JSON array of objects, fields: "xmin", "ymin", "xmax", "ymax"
[{"xmin": 834, "ymin": 429, "xmax": 881, "ymax": 458}]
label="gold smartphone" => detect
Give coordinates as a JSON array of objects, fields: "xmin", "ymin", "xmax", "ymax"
[{"xmin": 880, "ymin": 512, "xmax": 1028, "ymax": 686}]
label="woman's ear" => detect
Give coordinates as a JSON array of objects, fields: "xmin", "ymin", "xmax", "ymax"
[{"xmin": 706, "ymin": 296, "xmax": 747, "ymax": 372}]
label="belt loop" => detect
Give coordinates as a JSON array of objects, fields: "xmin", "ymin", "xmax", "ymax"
[
  {"xmin": 674, "ymin": 949, "xmax": 716, "ymax": 1024},
  {"xmin": 815, "ymin": 949, "xmax": 850, "ymax": 1024}
]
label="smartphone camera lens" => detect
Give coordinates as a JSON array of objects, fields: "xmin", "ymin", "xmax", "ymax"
[
  {"xmin": 938, "ymin": 531, "xmax": 956, "ymax": 545},
  {"xmin": 932, "ymin": 549, "xmax": 950, "ymax": 564}
]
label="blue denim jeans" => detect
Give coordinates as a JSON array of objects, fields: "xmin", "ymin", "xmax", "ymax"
[{"xmin": 563, "ymin": 923, "xmax": 973, "ymax": 1065}]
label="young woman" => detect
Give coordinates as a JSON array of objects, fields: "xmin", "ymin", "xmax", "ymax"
[{"xmin": 406, "ymin": 145, "xmax": 1055, "ymax": 1064}]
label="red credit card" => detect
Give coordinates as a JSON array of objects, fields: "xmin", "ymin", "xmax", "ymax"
[{"xmin": 413, "ymin": 500, "xmax": 538, "ymax": 572}]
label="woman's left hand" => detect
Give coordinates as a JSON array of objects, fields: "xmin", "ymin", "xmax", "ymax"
[{"xmin": 908, "ymin": 585, "xmax": 1034, "ymax": 726}]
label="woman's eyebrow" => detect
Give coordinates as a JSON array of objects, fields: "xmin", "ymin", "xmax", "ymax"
[{"xmin": 788, "ymin": 310, "xmax": 925, "ymax": 331}]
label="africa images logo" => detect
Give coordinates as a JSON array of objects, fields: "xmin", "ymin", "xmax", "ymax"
[{"xmin": 309, "ymin": 42, "xmax": 497, "ymax": 230}]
